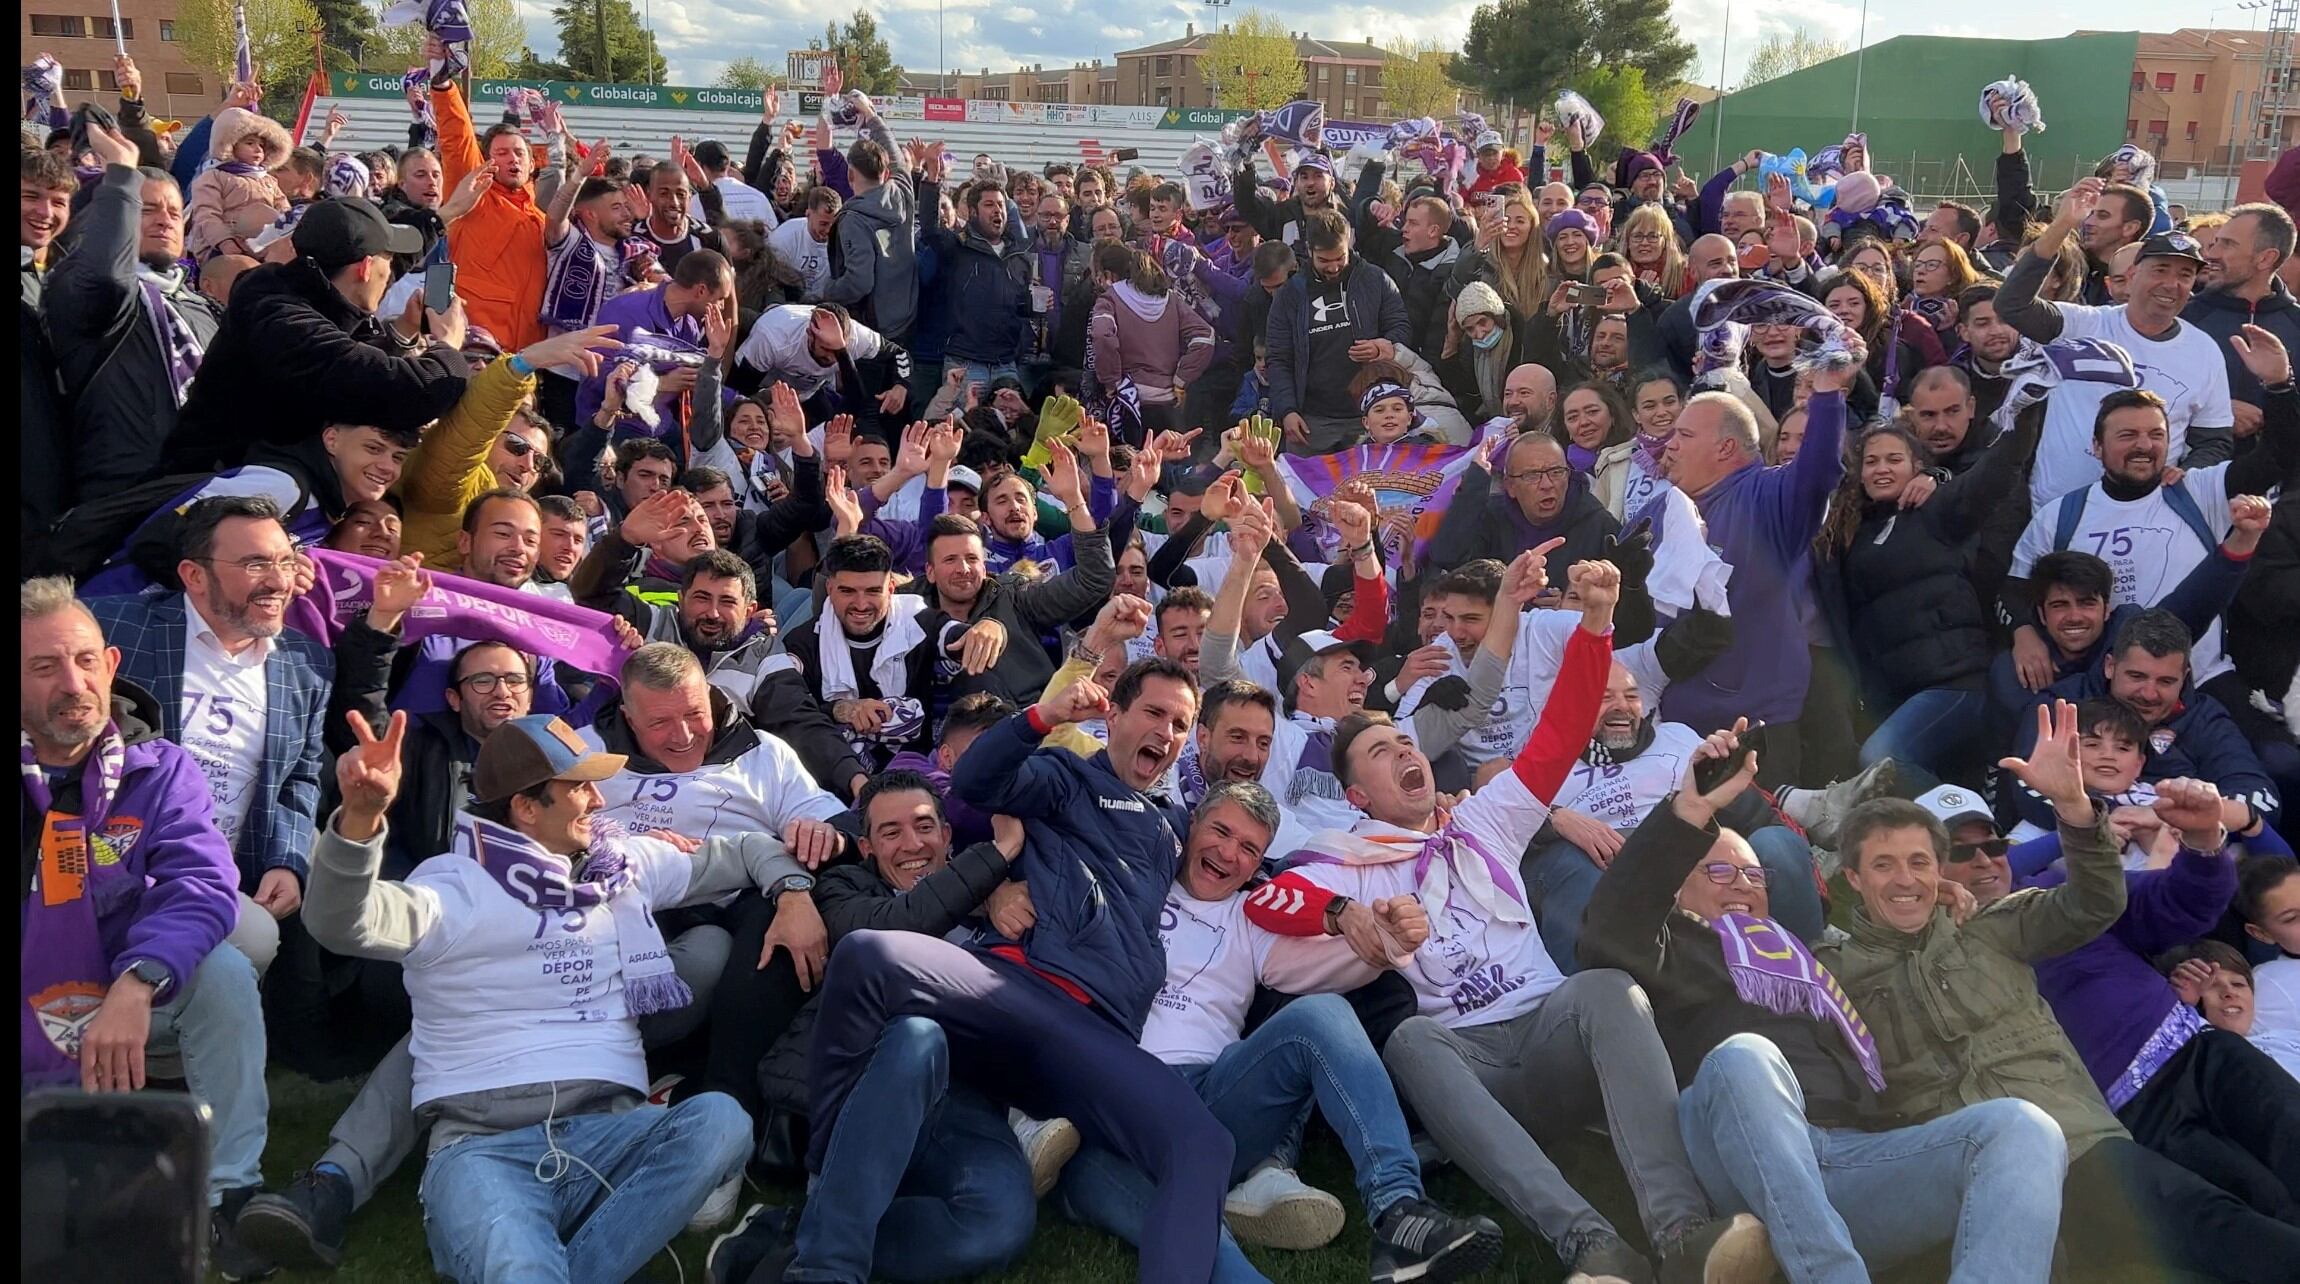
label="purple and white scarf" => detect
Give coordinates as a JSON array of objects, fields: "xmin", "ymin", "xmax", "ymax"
[
  {"xmin": 289, "ymin": 548, "xmax": 635, "ymax": 677},
  {"xmin": 462, "ymin": 814, "xmax": 691, "ymax": 1015},
  {"xmin": 2109, "ymin": 1002, "xmax": 2202, "ymax": 1110},
  {"xmin": 1649, "ymin": 97, "xmax": 1702, "ymax": 168},
  {"xmin": 1554, "ymin": 91, "xmax": 1604, "ymax": 146},
  {"xmin": 1990, "ymin": 336, "xmax": 2140, "ymax": 437},
  {"xmin": 231, "ymin": 1, "xmax": 254, "ymax": 84},
  {"xmin": 325, "ymin": 152, "xmax": 370, "ymax": 200},
  {"xmin": 20, "ymin": 726, "xmax": 130, "ymax": 1084},
  {"xmin": 138, "ymin": 266, "xmax": 205, "ymax": 405},
  {"xmin": 24, "ymin": 56, "xmax": 61, "ymax": 123},
  {"xmin": 1980, "ymin": 76, "xmax": 2045, "ymax": 135},
  {"xmin": 402, "ymin": 69, "xmax": 437, "ymax": 146},
  {"xmin": 1692, "ymin": 278, "xmax": 1860, "ymax": 378},
  {"xmin": 1713, "ymin": 912, "xmax": 1885, "ymax": 1091},
  {"xmin": 539, "ymin": 226, "xmax": 620, "ymax": 331}
]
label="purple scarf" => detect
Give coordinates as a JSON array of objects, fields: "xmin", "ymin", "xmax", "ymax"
[
  {"xmin": 289, "ymin": 549, "xmax": 633, "ymax": 678},
  {"xmin": 213, "ymin": 159, "xmax": 268, "ymax": 178},
  {"xmin": 139, "ymin": 271, "xmax": 204, "ymax": 406},
  {"xmin": 20, "ymin": 727, "xmax": 130, "ymax": 1084},
  {"xmin": 462, "ymin": 814, "xmax": 690, "ymax": 1015},
  {"xmin": 1713, "ymin": 912, "xmax": 1884, "ymax": 1091}
]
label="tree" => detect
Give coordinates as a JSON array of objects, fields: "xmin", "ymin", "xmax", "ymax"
[
  {"xmin": 716, "ymin": 57, "xmax": 774, "ymax": 90},
  {"xmin": 1580, "ymin": 65, "xmax": 1657, "ymax": 155},
  {"xmin": 173, "ymin": 0, "xmax": 320, "ymax": 100},
  {"xmin": 1460, "ymin": 0, "xmax": 1693, "ymax": 129},
  {"xmin": 1380, "ymin": 39, "xmax": 1458, "ymax": 119},
  {"xmin": 529, "ymin": 0, "xmax": 665, "ymax": 84},
  {"xmin": 825, "ymin": 10, "xmax": 902, "ymax": 96},
  {"xmin": 308, "ymin": 0, "xmax": 375, "ymax": 69},
  {"xmin": 1738, "ymin": 27, "xmax": 1847, "ymax": 89},
  {"xmin": 1202, "ymin": 8, "xmax": 1304, "ymax": 111},
  {"xmin": 363, "ymin": 0, "xmax": 523, "ymax": 80}
]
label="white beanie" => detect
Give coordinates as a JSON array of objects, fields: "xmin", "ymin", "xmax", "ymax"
[{"xmin": 1454, "ymin": 280, "xmax": 1506, "ymax": 325}]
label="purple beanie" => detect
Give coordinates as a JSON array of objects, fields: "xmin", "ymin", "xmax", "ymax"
[{"xmin": 1545, "ymin": 209, "xmax": 1598, "ymax": 242}]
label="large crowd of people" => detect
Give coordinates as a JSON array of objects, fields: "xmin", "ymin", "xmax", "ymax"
[{"xmin": 18, "ymin": 40, "xmax": 2300, "ymax": 1284}]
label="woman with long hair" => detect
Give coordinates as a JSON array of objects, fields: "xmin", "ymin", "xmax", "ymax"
[
  {"xmin": 1817, "ymin": 268, "xmax": 1920, "ymax": 405},
  {"xmin": 1591, "ymin": 368, "xmax": 1683, "ymax": 521},
  {"xmin": 1086, "ymin": 239, "xmax": 1213, "ymax": 440},
  {"xmin": 1545, "ymin": 209, "xmax": 1598, "ymax": 283},
  {"xmin": 1811, "ymin": 412, "xmax": 2036, "ymax": 776},
  {"xmin": 1448, "ymin": 186, "xmax": 1550, "ymax": 341},
  {"xmin": 1554, "ymin": 380, "xmax": 1634, "ymax": 475},
  {"xmin": 1444, "ymin": 281, "xmax": 1515, "ymax": 423},
  {"xmin": 1618, "ymin": 203, "xmax": 1687, "ymax": 298},
  {"xmin": 1836, "ymin": 238, "xmax": 1948, "ymax": 373}
]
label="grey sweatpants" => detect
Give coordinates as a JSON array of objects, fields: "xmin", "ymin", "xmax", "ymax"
[
  {"xmin": 319, "ymin": 925, "xmax": 735, "ymax": 1206},
  {"xmin": 1381, "ymin": 967, "xmax": 1710, "ymax": 1254}
]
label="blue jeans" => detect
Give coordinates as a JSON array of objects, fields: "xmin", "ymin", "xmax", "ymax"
[
  {"xmin": 1860, "ymin": 686, "xmax": 1990, "ymax": 778},
  {"xmin": 1678, "ymin": 1034, "xmax": 2066, "ymax": 1284},
  {"xmin": 947, "ymin": 360, "xmax": 1020, "ymax": 395},
  {"xmin": 790, "ymin": 1017, "xmax": 1036, "ymax": 1284},
  {"xmin": 1054, "ymin": 994, "xmax": 1422, "ymax": 1281},
  {"xmin": 418, "ymin": 1092, "xmax": 750, "ymax": 1284},
  {"xmin": 1525, "ymin": 825, "xmax": 1825, "ymax": 972},
  {"xmin": 148, "ymin": 943, "xmax": 268, "ymax": 1201}
]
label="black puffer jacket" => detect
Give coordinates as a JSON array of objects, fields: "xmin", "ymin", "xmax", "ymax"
[{"xmin": 1815, "ymin": 416, "xmax": 2035, "ymax": 711}]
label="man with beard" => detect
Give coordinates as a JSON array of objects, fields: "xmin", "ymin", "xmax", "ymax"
[
  {"xmin": 2005, "ymin": 336, "xmax": 2298, "ymax": 718},
  {"xmin": 44, "ymin": 122, "xmax": 224, "ymax": 496},
  {"xmin": 1153, "ymin": 588, "xmax": 1212, "ymax": 677},
  {"xmin": 20, "ymin": 577, "xmax": 272, "ymax": 1278},
  {"xmin": 1952, "ymin": 285, "xmax": 2020, "ymax": 423},
  {"xmin": 922, "ymin": 179, "xmax": 1033, "ymax": 391},
  {"xmin": 786, "ymin": 534, "xmax": 936, "ymax": 773},
  {"xmin": 1235, "ymin": 151, "xmax": 1343, "ymax": 260},
  {"xmin": 571, "ymin": 487, "xmax": 718, "ymax": 617},
  {"xmin": 1996, "ymin": 183, "xmax": 2235, "ymax": 507},
  {"xmin": 1181, "ymin": 681, "xmax": 1277, "ymax": 810},
  {"xmin": 1247, "ymin": 559, "xmax": 1774, "ymax": 1284},
  {"xmin": 2187, "ymin": 202, "xmax": 2300, "ymax": 420},
  {"xmin": 808, "ymin": 658, "xmax": 1237, "ymax": 1283},
  {"xmin": 680, "ymin": 458, "xmax": 832, "ymax": 583},
  {"xmin": 87, "ymin": 497, "xmax": 332, "ymax": 976},
  {"xmin": 1520, "ymin": 661, "xmax": 1824, "ymax": 975},
  {"xmin": 1056, "ymin": 780, "xmax": 1508, "ymax": 1283},
  {"xmin": 1267, "ymin": 210, "xmax": 1412, "ymax": 454},
  {"xmin": 1899, "ymin": 367, "xmax": 1989, "ymax": 475}
]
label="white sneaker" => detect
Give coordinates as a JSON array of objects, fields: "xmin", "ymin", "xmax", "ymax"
[
  {"xmin": 686, "ymin": 1171, "xmax": 742, "ymax": 1234},
  {"xmin": 1010, "ymin": 1110, "xmax": 1080, "ymax": 1197},
  {"xmin": 1222, "ymin": 1163, "xmax": 1345, "ymax": 1250}
]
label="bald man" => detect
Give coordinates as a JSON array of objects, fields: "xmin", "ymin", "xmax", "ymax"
[
  {"xmin": 1658, "ymin": 237, "xmax": 1742, "ymax": 379},
  {"xmin": 1498, "ymin": 363, "xmax": 1558, "ymax": 432},
  {"xmin": 2103, "ymin": 242, "xmax": 2141, "ymax": 305},
  {"xmin": 199, "ymin": 253, "xmax": 259, "ymax": 308},
  {"xmin": 1535, "ymin": 182, "xmax": 1574, "ymax": 223}
]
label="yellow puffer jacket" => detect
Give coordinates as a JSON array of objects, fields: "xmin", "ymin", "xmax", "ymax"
[{"xmin": 395, "ymin": 356, "xmax": 535, "ymax": 569}]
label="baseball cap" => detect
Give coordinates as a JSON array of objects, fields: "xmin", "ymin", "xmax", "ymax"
[
  {"xmin": 692, "ymin": 139, "xmax": 731, "ymax": 170},
  {"xmin": 1275, "ymin": 629, "xmax": 1378, "ymax": 698},
  {"xmin": 2135, "ymin": 230, "xmax": 2206, "ymax": 268},
  {"xmin": 1914, "ymin": 784, "xmax": 1993, "ymax": 832},
  {"xmin": 471, "ymin": 715, "xmax": 627, "ymax": 803},
  {"xmin": 293, "ymin": 196, "xmax": 424, "ymax": 272},
  {"xmin": 945, "ymin": 465, "xmax": 984, "ymax": 493},
  {"xmin": 1295, "ymin": 152, "xmax": 1335, "ymax": 176}
]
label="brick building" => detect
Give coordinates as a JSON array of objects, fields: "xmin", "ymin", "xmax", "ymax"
[
  {"xmin": 25, "ymin": 0, "xmax": 217, "ymax": 123},
  {"xmin": 2106, "ymin": 26, "xmax": 2299, "ymax": 175},
  {"xmin": 1112, "ymin": 23, "xmax": 1391, "ymax": 117}
]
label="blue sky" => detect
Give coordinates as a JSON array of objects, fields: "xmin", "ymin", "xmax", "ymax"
[{"xmin": 521, "ymin": 0, "xmax": 2197, "ymax": 91}]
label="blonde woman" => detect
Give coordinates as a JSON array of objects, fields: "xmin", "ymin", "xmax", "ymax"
[
  {"xmin": 1618, "ymin": 203, "xmax": 1688, "ymax": 298},
  {"xmin": 1448, "ymin": 186, "xmax": 1550, "ymax": 335}
]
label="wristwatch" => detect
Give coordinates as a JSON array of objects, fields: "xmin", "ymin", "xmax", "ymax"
[
  {"xmin": 1323, "ymin": 895, "xmax": 1354, "ymax": 936},
  {"xmin": 119, "ymin": 959, "xmax": 173, "ymax": 997},
  {"xmin": 772, "ymin": 874, "xmax": 816, "ymax": 898}
]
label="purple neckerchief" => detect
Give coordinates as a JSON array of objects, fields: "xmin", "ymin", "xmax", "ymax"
[
  {"xmin": 1565, "ymin": 442, "xmax": 1598, "ymax": 475},
  {"xmin": 462, "ymin": 813, "xmax": 690, "ymax": 1015},
  {"xmin": 213, "ymin": 159, "xmax": 268, "ymax": 178},
  {"xmin": 289, "ymin": 548, "xmax": 633, "ymax": 679},
  {"xmin": 1499, "ymin": 471, "xmax": 1592, "ymax": 547},
  {"xmin": 140, "ymin": 274, "xmax": 203, "ymax": 406},
  {"xmin": 20, "ymin": 725, "xmax": 130, "ymax": 1084},
  {"xmin": 2107, "ymin": 1002, "xmax": 2204, "ymax": 1111},
  {"xmin": 1713, "ymin": 911, "xmax": 1885, "ymax": 1091},
  {"xmin": 1632, "ymin": 429, "xmax": 1670, "ymax": 477}
]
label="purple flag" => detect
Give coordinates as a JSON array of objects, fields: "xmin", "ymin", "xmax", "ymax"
[
  {"xmin": 289, "ymin": 549, "xmax": 634, "ymax": 678},
  {"xmin": 232, "ymin": 2, "xmax": 253, "ymax": 84}
]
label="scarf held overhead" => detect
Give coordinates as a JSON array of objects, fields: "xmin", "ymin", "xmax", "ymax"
[{"xmin": 288, "ymin": 548, "xmax": 634, "ymax": 678}]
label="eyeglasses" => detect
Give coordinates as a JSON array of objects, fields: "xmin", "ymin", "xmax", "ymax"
[
  {"xmin": 456, "ymin": 671, "xmax": 533, "ymax": 693},
  {"xmin": 1913, "ymin": 258, "xmax": 1950, "ymax": 272},
  {"xmin": 1505, "ymin": 466, "xmax": 1571, "ymax": 485},
  {"xmin": 1948, "ymin": 838, "xmax": 2011, "ymax": 864},
  {"xmin": 195, "ymin": 555, "xmax": 300, "ymax": 578},
  {"xmin": 1628, "ymin": 230, "xmax": 1665, "ymax": 244},
  {"xmin": 1696, "ymin": 862, "xmax": 1770, "ymax": 887},
  {"xmin": 1577, "ymin": 195, "xmax": 1610, "ymax": 210},
  {"xmin": 500, "ymin": 433, "xmax": 538, "ymax": 458}
]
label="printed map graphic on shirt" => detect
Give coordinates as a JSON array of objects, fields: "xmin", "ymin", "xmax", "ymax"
[
  {"xmin": 1550, "ymin": 722, "xmax": 1707, "ymax": 830},
  {"xmin": 2028, "ymin": 311, "xmax": 2231, "ymax": 508}
]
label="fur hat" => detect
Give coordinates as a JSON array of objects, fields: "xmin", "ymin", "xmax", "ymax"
[{"xmin": 210, "ymin": 106, "xmax": 292, "ymax": 168}]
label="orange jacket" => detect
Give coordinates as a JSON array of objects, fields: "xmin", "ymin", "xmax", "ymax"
[{"xmin": 435, "ymin": 81, "xmax": 546, "ymax": 350}]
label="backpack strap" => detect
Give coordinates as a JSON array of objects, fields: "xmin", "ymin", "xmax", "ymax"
[
  {"xmin": 2049, "ymin": 487, "xmax": 2089, "ymax": 553},
  {"xmin": 2158, "ymin": 481, "xmax": 2219, "ymax": 553}
]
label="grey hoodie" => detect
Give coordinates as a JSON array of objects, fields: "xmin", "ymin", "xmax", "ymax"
[{"xmin": 821, "ymin": 114, "xmax": 918, "ymax": 341}]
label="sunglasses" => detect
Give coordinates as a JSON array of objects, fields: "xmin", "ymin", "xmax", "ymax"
[
  {"xmin": 1695, "ymin": 862, "xmax": 1769, "ymax": 887},
  {"xmin": 1948, "ymin": 838, "xmax": 2011, "ymax": 864},
  {"xmin": 501, "ymin": 433, "xmax": 537, "ymax": 458}
]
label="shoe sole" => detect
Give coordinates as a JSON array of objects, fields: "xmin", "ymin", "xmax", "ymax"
[
  {"xmin": 1564, "ymin": 1273, "xmax": 1642, "ymax": 1284},
  {"xmin": 1375, "ymin": 1221, "xmax": 1506, "ymax": 1284},
  {"xmin": 1025, "ymin": 1119, "xmax": 1081, "ymax": 1198},
  {"xmin": 1699, "ymin": 1213, "xmax": 1775, "ymax": 1284},
  {"xmin": 686, "ymin": 1178, "xmax": 743, "ymax": 1235},
  {"xmin": 230, "ymin": 1201, "xmax": 339, "ymax": 1272},
  {"xmin": 1223, "ymin": 1189, "xmax": 1346, "ymax": 1250}
]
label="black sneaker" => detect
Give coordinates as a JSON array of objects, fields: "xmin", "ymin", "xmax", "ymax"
[
  {"xmin": 707, "ymin": 1203, "xmax": 796, "ymax": 1284},
  {"xmin": 234, "ymin": 1167, "xmax": 355, "ymax": 1271},
  {"xmin": 1370, "ymin": 1196, "xmax": 1504, "ymax": 1283},
  {"xmin": 1656, "ymin": 1213, "xmax": 1773, "ymax": 1284},
  {"xmin": 1562, "ymin": 1229, "xmax": 1655, "ymax": 1284},
  {"xmin": 210, "ymin": 1185, "xmax": 276, "ymax": 1282}
]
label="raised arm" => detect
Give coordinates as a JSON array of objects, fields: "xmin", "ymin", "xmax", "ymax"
[
  {"xmin": 1970, "ymin": 700, "xmax": 2131, "ymax": 962},
  {"xmin": 305, "ymin": 713, "xmax": 443, "ymax": 963}
]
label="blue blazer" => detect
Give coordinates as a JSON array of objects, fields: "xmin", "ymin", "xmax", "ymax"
[{"xmin": 87, "ymin": 589, "xmax": 331, "ymax": 889}]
